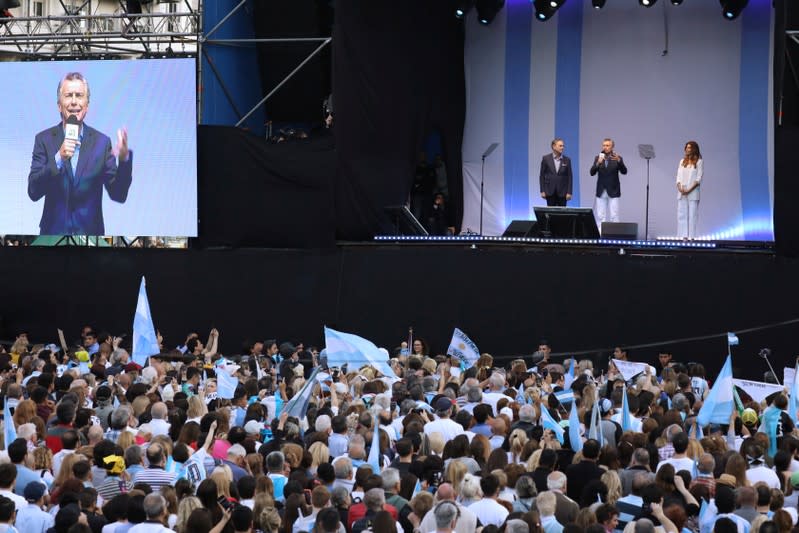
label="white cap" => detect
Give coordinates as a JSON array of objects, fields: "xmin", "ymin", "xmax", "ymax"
[{"xmin": 244, "ymin": 420, "xmax": 265, "ymax": 435}]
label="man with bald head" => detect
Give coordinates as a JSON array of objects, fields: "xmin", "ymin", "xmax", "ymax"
[
  {"xmin": 149, "ymin": 402, "xmax": 170, "ymax": 437},
  {"xmin": 418, "ymin": 483, "xmax": 477, "ymax": 533}
]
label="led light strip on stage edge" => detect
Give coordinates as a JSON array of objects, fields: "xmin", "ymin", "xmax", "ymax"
[{"xmin": 373, "ymin": 235, "xmax": 717, "ymax": 248}]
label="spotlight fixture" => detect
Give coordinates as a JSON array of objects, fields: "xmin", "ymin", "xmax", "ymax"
[
  {"xmin": 639, "ymin": 0, "xmax": 658, "ymax": 6},
  {"xmin": 455, "ymin": 0, "xmax": 475, "ymax": 19},
  {"xmin": 671, "ymin": 0, "xmax": 683, "ymax": 5},
  {"xmin": 534, "ymin": 0, "xmax": 561, "ymax": 21},
  {"xmin": 476, "ymin": 0, "xmax": 505, "ymax": 25},
  {"xmin": 720, "ymin": 0, "xmax": 748, "ymax": 20},
  {"xmin": 592, "ymin": 0, "xmax": 606, "ymax": 8}
]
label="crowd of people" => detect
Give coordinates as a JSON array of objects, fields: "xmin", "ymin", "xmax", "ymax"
[{"xmin": 0, "ymin": 330, "xmax": 794, "ymax": 533}]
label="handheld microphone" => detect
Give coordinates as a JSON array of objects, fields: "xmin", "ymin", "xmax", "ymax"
[{"xmin": 65, "ymin": 115, "xmax": 81, "ymax": 147}]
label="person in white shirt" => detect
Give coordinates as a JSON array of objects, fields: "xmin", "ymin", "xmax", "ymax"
[
  {"xmin": 423, "ymin": 398, "xmax": 463, "ymax": 442},
  {"xmin": 129, "ymin": 493, "xmax": 184, "ymax": 533},
  {"xmin": 148, "ymin": 403, "xmax": 171, "ymax": 438},
  {"xmin": 744, "ymin": 444, "xmax": 780, "ymax": 489},
  {"xmin": 481, "ymin": 374, "xmax": 507, "ymax": 416},
  {"xmin": 417, "ymin": 484, "xmax": 477, "ymax": 533},
  {"xmin": 0, "ymin": 464, "xmax": 27, "ymax": 512},
  {"xmin": 656, "ymin": 432, "xmax": 694, "ymax": 474},
  {"xmin": 15, "ymin": 482, "xmax": 52, "ymax": 533},
  {"xmin": 467, "ymin": 474, "xmax": 509, "ymax": 528},
  {"xmin": 675, "ymin": 141, "xmax": 703, "ymax": 239}
]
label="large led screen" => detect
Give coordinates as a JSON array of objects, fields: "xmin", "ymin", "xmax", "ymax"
[{"xmin": 0, "ymin": 58, "xmax": 197, "ymax": 237}]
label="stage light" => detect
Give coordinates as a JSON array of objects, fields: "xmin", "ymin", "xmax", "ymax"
[
  {"xmin": 639, "ymin": 0, "xmax": 658, "ymax": 6},
  {"xmin": 534, "ymin": 0, "xmax": 559, "ymax": 21},
  {"xmin": 720, "ymin": 0, "xmax": 748, "ymax": 20},
  {"xmin": 592, "ymin": 0, "xmax": 606, "ymax": 8},
  {"xmin": 671, "ymin": 0, "xmax": 683, "ymax": 4},
  {"xmin": 455, "ymin": 0, "xmax": 475, "ymax": 19},
  {"xmin": 476, "ymin": 0, "xmax": 505, "ymax": 25}
]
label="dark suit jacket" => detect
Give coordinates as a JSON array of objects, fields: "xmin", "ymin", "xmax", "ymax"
[
  {"xmin": 539, "ymin": 153, "xmax": 573, "ymax": 197},
  {"xmin": 564, "ymin": 460, "xmax": 604, "ymax": 503},
  {"xmin": 589, "ymin": 155, "xmax": 627, "ymax": 198},
  {"xmin": 28, "ymin": 123, "xmax": 133, "ymax": 235}
]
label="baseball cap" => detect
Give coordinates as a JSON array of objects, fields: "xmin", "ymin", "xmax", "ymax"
[
  {"xmin": 434, "ymin": 397, "xmax": 453, "ymax": 411},
  {"xmin": 742, "ymin": 408, "xmax": 759, "ymax": 427},
  {"xmin": 24, "ymin": 482, "xmax": 46, "ymax": 502}
]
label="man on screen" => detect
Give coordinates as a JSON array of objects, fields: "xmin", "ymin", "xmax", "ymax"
[{"xmin": 28, "ymin": 72, "xmax": 133, "ymax": 235}]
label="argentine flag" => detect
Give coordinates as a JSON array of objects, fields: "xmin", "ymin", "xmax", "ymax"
[
  {"xmin": 367, "ymin": 415, "xmax": 382, "ymax": 473},
  {"xmin": 216, "ymin": 368, "xmax": 239, "ymax": 400},
  {"xmin": 446, "ymin": 328, "xmax": 480, "ymax": 369},
  {"xmin": 789, "ymin": 362, "xmax": 799, "ymax": 425},
  {"xmin": 568, "ymin": 401, "xmax": 582, "ymax": 453},
  {"xmin": 696, "ymin": 355, "xmax": 734, "ymax": 427},
  {"xmin": 621, "ymin": 387, "xmax": 633, "ymax": 432},
  {"xmin": 3, "ymin": 398, "xmax": 15, "ymax": 449},
  {"xmin": 324, "ymin": 327, "xmax": 395, "ymax": 378},
  {"xmin": 284, "ymin": 367, "xmax": 321, "ymax": 420},
  {"xmin": 564, "ymin": 358, "xmax": 576, "ymax": 390},
  {"xmin": 540, "ymin": 406, "xmax": 564, "ymax": 444},
  {"xmin": 131, "ymin": 277, "xmax": 160, "ymax": 367}
]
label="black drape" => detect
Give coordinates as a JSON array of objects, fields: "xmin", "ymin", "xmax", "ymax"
[{"xmin": 332, "ymin": 0, "xmax": 466, "ymax": 240}]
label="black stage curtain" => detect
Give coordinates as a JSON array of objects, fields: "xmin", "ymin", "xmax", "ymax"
[
  {"xmin": 333, "ymin": 0, "xmax": 466, "ymax": 240},
  {"xmin": 195, "ymin": 126, "xmax": 336, "ymax": 248}
]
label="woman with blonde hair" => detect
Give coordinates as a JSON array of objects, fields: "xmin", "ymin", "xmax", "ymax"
[
  {"xmin": 210, "ymin": 465, "xmax": 234, "ymax": 500},
  {"xmin": 160, "ymin": 485, "xmax": 180, "ymax": 529},
  {"xmin": 427, "ymin": 432, "xmax": 445, "ymax": 457},
  {"xmin": 32, "ymin": 446, "xmax": 54, "ymax": 485},
  {"xmin": 444, "ymin": 459, "xmax": 467, "ymax": 490},
  {"xmin": 308, "ymin": 442, "xmax": 329, "ymax": 475},
  {"xmin": 508, "ymin": 429, "xmax": 528, "ymax": 465},
  {"xmin": 245, "ymin": 453, "xmax": 264, "ymax": 478},
  {"xmin": 725, "ymin": 453, "xmax": 749, "ymax": 488},
  {"xmin": 186, "ymin": 396, "xmax": 207, "ymax": 424},
  {"xmin": 13, "ymin": 400, "xmax": 36, "ymax": 427},
  {"xmin": 601, "ymin": 470, "xmax": 622, "ymax": 505},
  {"xmin": 281, "ymin": 443, "xmax": 304, "ymax": 470},
  {"xmin": 52, "ymin": 452, "xmax": 85, "ymax": 489},
  {"xmin": 117, "ymin": 430, "xmax": 135, "ymax": 451},
  {"xmin": 175, "ymin": 496, "xmax": 202, "ymax": 533}
]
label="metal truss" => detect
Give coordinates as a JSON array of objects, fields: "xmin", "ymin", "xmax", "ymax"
[{"xmin": 0, "ymin": 12, "xmax": 200, "ymax": 57}]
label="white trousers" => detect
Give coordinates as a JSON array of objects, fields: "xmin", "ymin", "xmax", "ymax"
[
  {"xmin": 677, "ymin": 197, "xmax": 699, "ymax": 238},
  {"xmin": 594, "ymin": 191, "xmax": 620, "ymax": 226}
]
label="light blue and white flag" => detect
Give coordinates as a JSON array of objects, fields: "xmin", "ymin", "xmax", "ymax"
[
  {"xmin": 516, "ymin": 383, "xmax": 525, "ymax": 404},
  {"xmin": 564, "ymin": 358, "xmax": 576, "ymax": 390},
  {"xmin": 131, "ymin": 277, "xmax": 160, "ymax": 367},
  {"xmin": 727, "ymin": 332, "xmax": 739, "ymax": 347},
  {"xmin": 789, "ymin": 362, "xmax": 799, "ymax": 425},
  {"xmin": 696, "ymin": 355, "xmax": 735, "ymax": 427},
  {"xmin": 539, "ymin": 407, "xmax": 564, "ymax": 444},
  {"xmin": 554, "ymin": 389, "xmax": 575, "ymax": 406},
  {"xmin": 324, "ymin": 327, "xmax": 395, "ymax": 377},
  {"xmin": 588, "ymin": 399, "xmax": 604, "ymax": 447},
  {"xmin": 367, "ymin": 415, "xmax": 381, "ymax": 473},
  {"xmin": 3, "ymin": 398, "xmax": 15, "ymax": 449},
  {"xmin": 216, "ymin": 368, "xmax": 239, "ymax": 400},
  {"xmin": 446, "ymin": 328, "xmax": 480, "ymax": 369},
  {"xmin": 568, "ymin": 401, "xmax": 582, "ymax": 453},
  {"xmin": 621, "ymin": 387, "xmax": 632, "ymax": 432},
  {"xmin": 283, "ymin": 367, "xmax": 321, "ymax": 420},
  {"xmin": 761, "ymin": 404, "xmax": 781, "ymax": 457}
]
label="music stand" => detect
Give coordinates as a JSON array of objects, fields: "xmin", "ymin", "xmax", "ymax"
[{"xmin": 638, "ymin": 144, "xmax": 655, "ymax": 240}]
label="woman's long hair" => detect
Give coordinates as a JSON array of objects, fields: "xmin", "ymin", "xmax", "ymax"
[{"xmin": 682, "ymin": 141, "xmax": 701, "ymax": 167}]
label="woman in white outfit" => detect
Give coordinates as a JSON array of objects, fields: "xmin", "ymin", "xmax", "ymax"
[{"xmin": 676, "ymin": 141, "xmax": 703, "ymax": 238}]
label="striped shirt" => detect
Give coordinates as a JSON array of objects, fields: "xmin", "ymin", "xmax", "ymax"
[
  {"xmin": 615, "ymin": 495, "xmax": 644, "ymax": 533},
  {"xmin": 131, "ymin": 467, "xmax": 176, "ymax": 492},
  {"xmin": 97, "ymin": 476, "xmax": 132, "ymax": 501}
]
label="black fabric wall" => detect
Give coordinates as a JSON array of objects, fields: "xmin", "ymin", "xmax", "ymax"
[
  {"xmin": 1, "ymin": 245, "xmax": 798, "ymax": 377},
  {"xmin": 196, "ymin": 126, "xmax": 336, "ymax": 248},
  {"xmin": 332, "ymin": 0, "xmax": 466, "ymax": 240}
]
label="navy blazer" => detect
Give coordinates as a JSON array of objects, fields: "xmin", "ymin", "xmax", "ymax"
[
  {"xmin": 590, "ymin": 155, "xmax": 627, "ymax": 198},
  {"xmin": 539, "ymin": 153, "xmax": 573, "ymax": 197},
  {"xmin": 28, "ymin": 123, "xmax": 133, "ymax": 235}
]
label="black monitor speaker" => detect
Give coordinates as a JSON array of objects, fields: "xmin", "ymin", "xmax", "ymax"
[
  {"xmin": 502, "ymin": 220, "xmax": 538, "ymax": 238},
  {"xmin": 532, "ymin": 207, "xmax": 600, "ymax": 239},
  {"xmin": 601, "ymin": 222, "xmax": 638, "ymax": 240},
  {"xmin": 0, "ymin": 0, "xmax": 20, "ymax": 9}
]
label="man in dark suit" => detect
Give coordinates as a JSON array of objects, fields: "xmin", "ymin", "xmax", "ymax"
[
  {"xmin": 28, "ymin": 72, "xmax": 133, "ymax": 235},
  {"xmin": 589, "ymin": 138, "xmax": 627, "ymax": 225},
  {"xmin": 539, "ymin": 138, "xmax": 573, "ymax": 206},
  {"xmin": 564, "ymin": 438, "xmax": 604, "ymax": 503}
]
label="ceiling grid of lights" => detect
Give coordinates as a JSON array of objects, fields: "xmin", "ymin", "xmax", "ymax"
[{"xmin": 530, "ymin": 0, "xmax": 749, "ymax": 21}]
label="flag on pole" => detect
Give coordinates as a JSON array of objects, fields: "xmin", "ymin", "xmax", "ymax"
[
  {"xmin": 727, "ymin": 332, "xmax": 739, "ymax": 347},
  {"xmin": 367, "ymin": 415, "xmax": 381, "ymax": 473},
  {"xmin": 131, "ymin": 277, "xmax": 160, "ymax": 367},
  {"xmin": 554, "ymin": 389, "xmax": 575, "ymax": 406},
  {"xmin": 564, "ymin": 358, "xmax": 576, "ymax": 390},
  {"xmin": 621, "ymin": 387, "xmax": 632, "ymax": 432},
  {"xmin": 539, "ymin": 407, "xmax": 564, "ymax": 444},
  {"xmin": 696, "ymin": 355, "xmax": 735, "ymax": 427},
  {"xmin": 216, "ymin": 369, "xmax": 239, "ymax": 400},
  {"xmin": 446, "ymin": 328, "xmax": 480, "ymax": 369},
  {"xmin": 324, "ymin": 327, "xmax": 396, "ymax": 378},
  {"xmin": 789, "ymin": 362, "xmax": 799, "ymax": 425},
  {"xmin": 3, "ymin": 398, "xmax": 15, "ymax": 450},
  {"xmin": 283, "ymin": 367, "xmax": 321, "ymax": 420},
  {"xmin": 588, "ymin": 399, "xmax": 604, "ymax": 446},
  {"xmin": 761, "ymin": 404, "xmax": 781, "ymax": 457},
  {"xmin": 568, "ymin": 401, "xmax": 582, "ymax": 453}
]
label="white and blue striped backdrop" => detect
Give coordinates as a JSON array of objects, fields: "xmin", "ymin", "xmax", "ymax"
[{"xmin": 462, "ymin": 0, "xmax": 774, "ymax": 240}]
